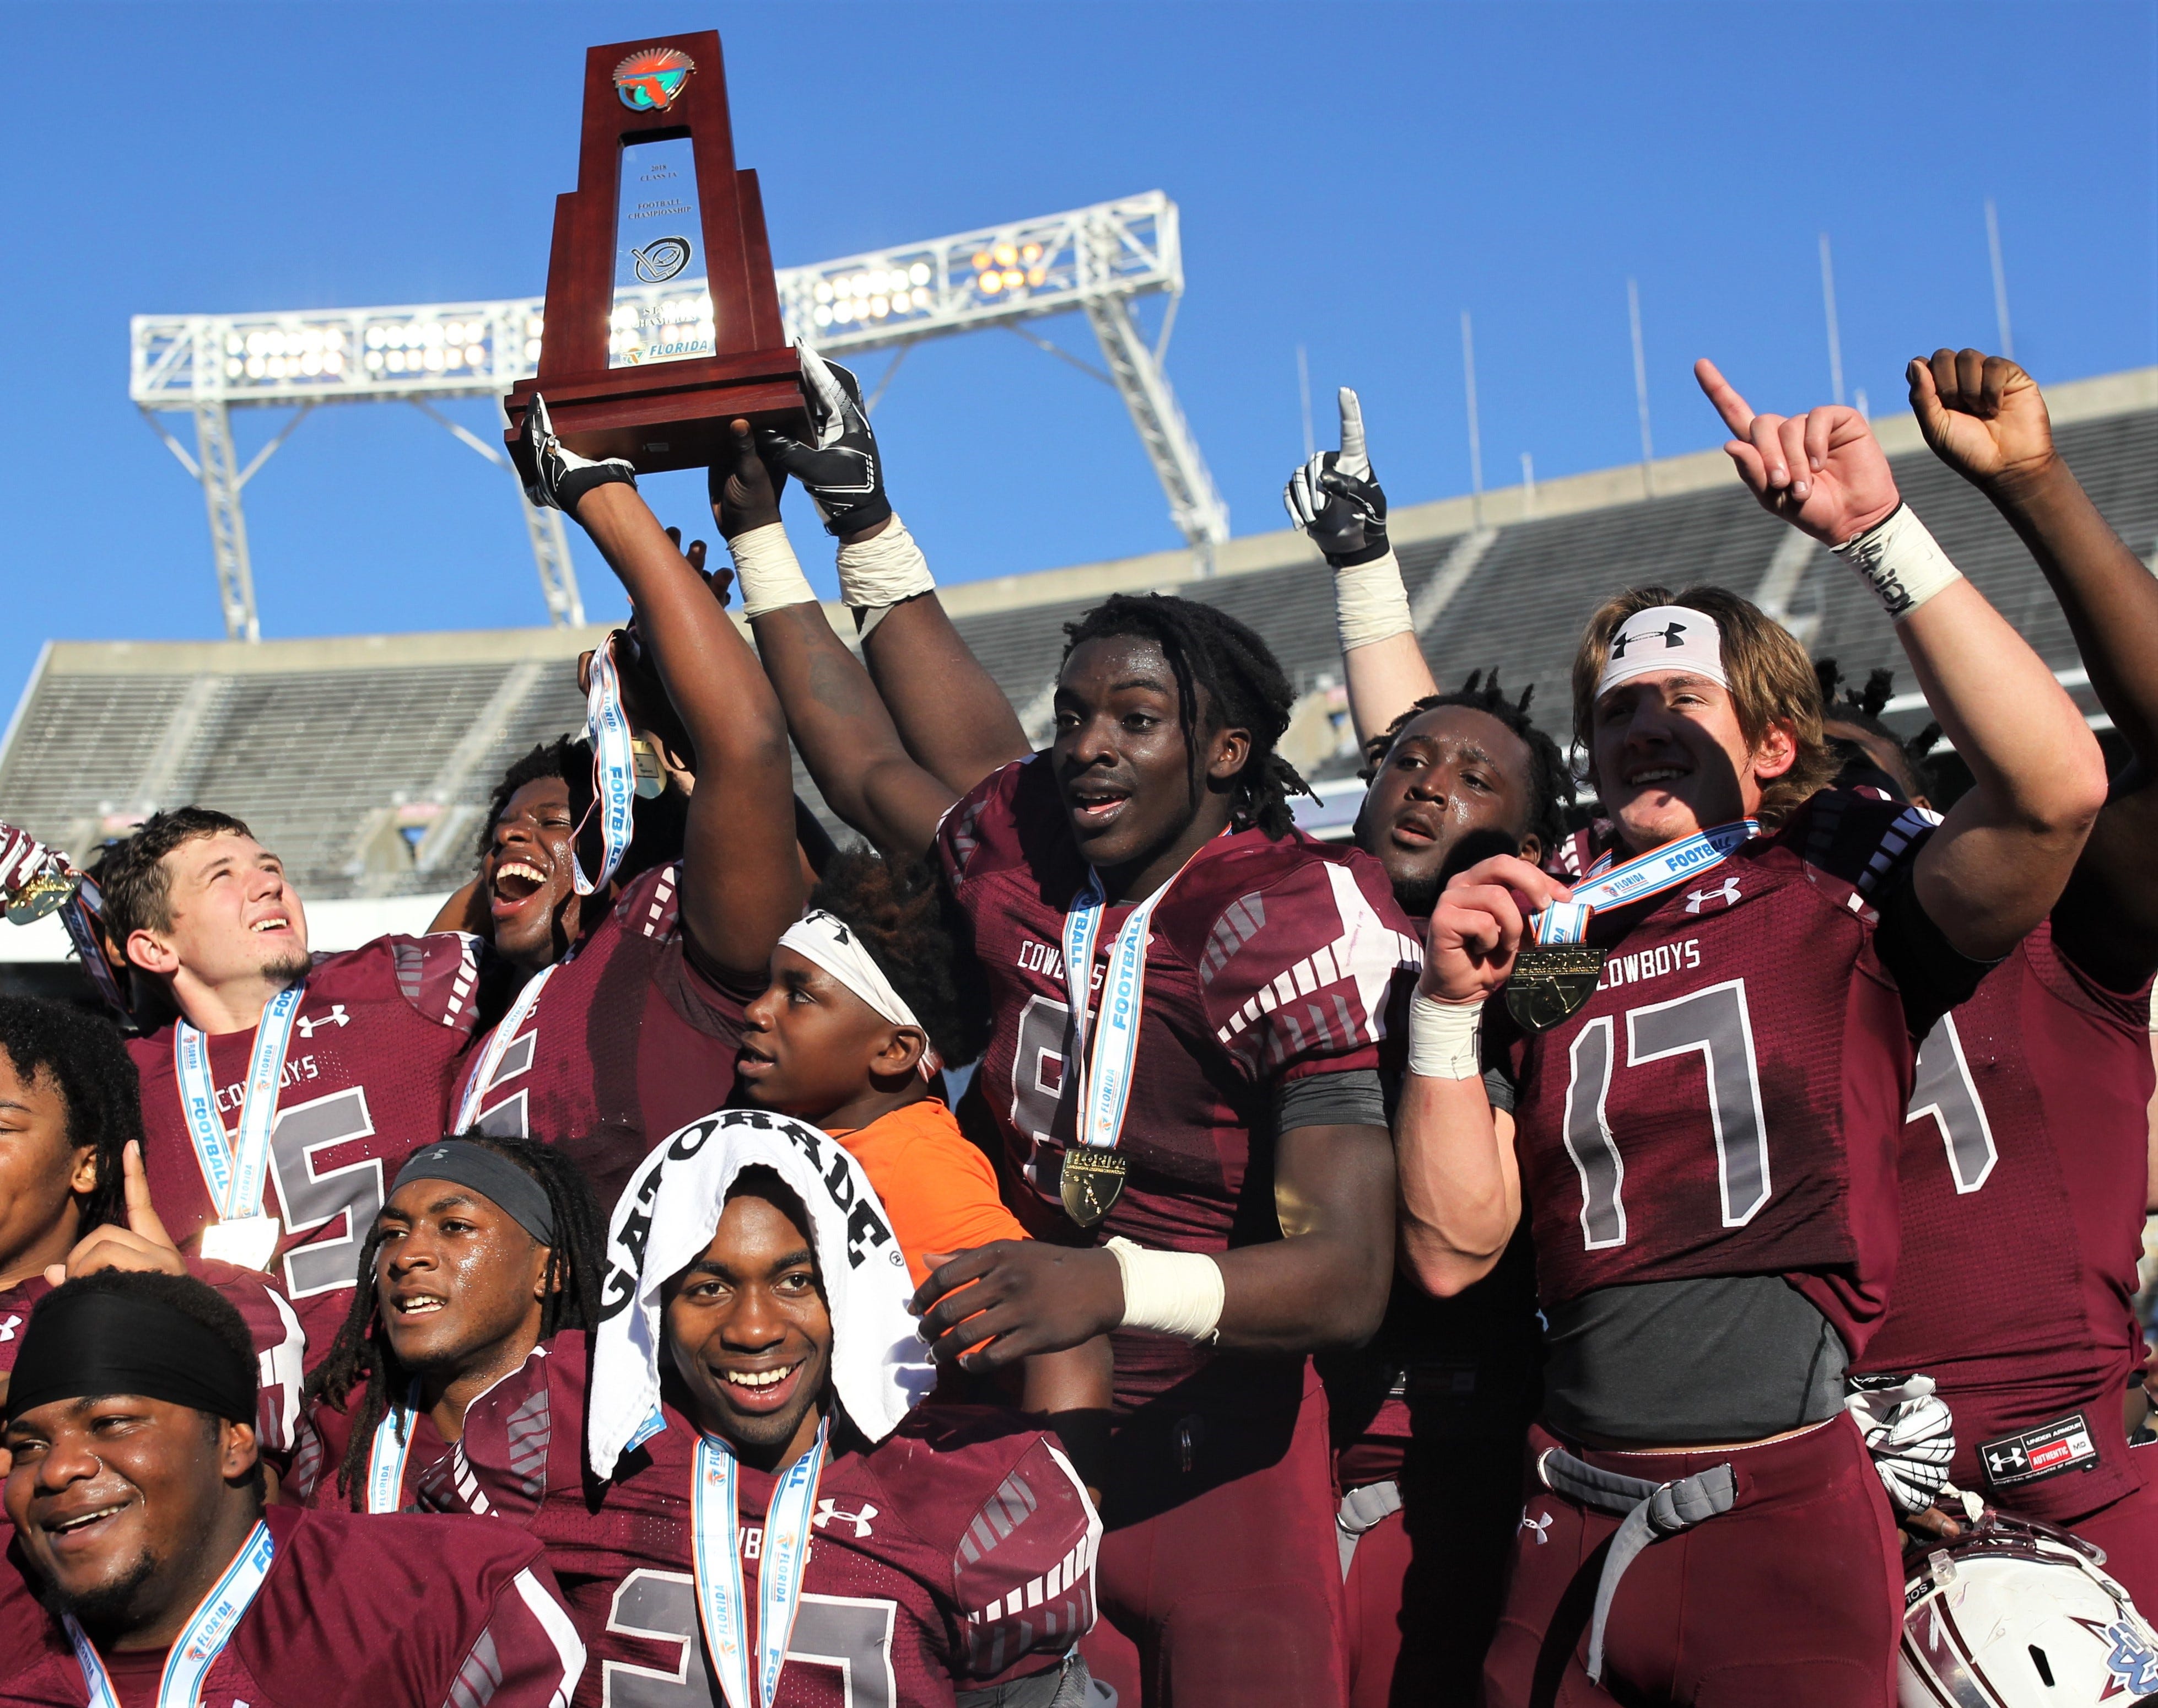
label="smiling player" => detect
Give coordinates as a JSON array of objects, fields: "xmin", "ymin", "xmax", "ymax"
[
  {"xmin": 1403, "ymin": 361, "xmax": 2106, "ymax": 1706},
  {"xmin": 423, "ymin": 1109, "xmax": 1099, "ymax": 1708},
  {"xmin": 443, "ymin": 398, "xmax": 806, "ymax": 1208},
  {"xmin": 0, "ymin": 1269, "xmax": 585, "ymax": 1708}
]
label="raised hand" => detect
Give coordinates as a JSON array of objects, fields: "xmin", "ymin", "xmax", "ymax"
[
  {"xmin": 707, "ymin": 418, "xmax": 785, "ymax": 542},
  {"xmin": 757, "ymin": 348, "xmax": 892, "ymax": 539},
  {"xmin": 1908, "ymin": 348, "xmax": 2054, "ymax": 492},
  {"xmin": 1423, "ymin": 854, "xmax": 1569, "ymax": 1005},
  {"xmin": 1284, "ymin": 387, "xmax": 1390, "ymax": 564},
  {"xmin": 1695, "ymin": 360, "xmax": 1900, "ymax": 546},
  {"xmin": 514, "ymin": 393, "xmax": 638, "ymax": 515},
  {"xmin": 46, "ymin": 1141, "xmax": 187, "ymax": 1286}
]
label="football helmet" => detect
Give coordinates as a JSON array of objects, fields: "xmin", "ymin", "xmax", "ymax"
[{"xmin": 1900, "ymin": 1508, "xmax": 2158, "ymax": 1706}]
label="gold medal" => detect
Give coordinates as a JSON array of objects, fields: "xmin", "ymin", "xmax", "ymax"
[
  {"xmin": 630, "ymin": 735, "xmax": 667, "ymax": 800},
  {"xmin": 1503, "ymin": 945, "xmax": 1607, "ymax": 1035},
  {"xmin": 1060, "ymin": 1148, "xmax": 1128, "ymax": 1229},
  {"xmin": 5, "ymin": 868, "xmax": 78, "ymax": 926}
]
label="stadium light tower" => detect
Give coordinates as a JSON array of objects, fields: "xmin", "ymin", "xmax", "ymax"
[{"xmin": 130, "ymin": 190, "xmax": 1224, "ymax": 641}]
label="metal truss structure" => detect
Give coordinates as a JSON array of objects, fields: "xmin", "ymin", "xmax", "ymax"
[{"xmin": 130, "ymin": 190, "xmax": 1223, "ymax": 639}]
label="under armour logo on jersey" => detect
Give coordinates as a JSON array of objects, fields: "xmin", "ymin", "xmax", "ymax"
[
  {"xmin": 1684, "ymin": 877, "xmax": 1742, "ymax": 913},
  {"xmin": 1519, "ymin": 1507, "xmax": 1552, "ymax": 1545},
  {"xmin": 296, "ymin": 1005, "xmax": 349, "ymax": 1036},
  {"xmin": 812, "ymin": 1497, "xmax": 877, "ymax": 1537},
  {"xmin": 0, "ymin": 1314, "xmax": 18, "ymax": 1342},
  {"xmin": 1986, "ymin": 1445, "xmax": 2029, "ymax": 1479},
  {"xmin": 1609, "ymin": 619, "xmax": 1686, "ymax": 659}
]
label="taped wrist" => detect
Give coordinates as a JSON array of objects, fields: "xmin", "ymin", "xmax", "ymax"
[
  {"xmin": 836, "ymin": 514, "xmax": 935, "ymax": 621},
  {"xmin": 1408, "ymin": 992, "xmax": 1485, "ymax": 1080},
  {"xmin": 1106, "ymin": 1237, "xmax": 1223, "ymax": 1342},
  {"xmin": 1833, "ymin": 504, "xmax": 1964, "ymax": 619},
  {"xmin": 1334, "ymin": 548, "xmax": 1415, "ymax": 653},
  {"xmin": 729, "ymin": 522, "xmax": 818, "ymax": 619}
]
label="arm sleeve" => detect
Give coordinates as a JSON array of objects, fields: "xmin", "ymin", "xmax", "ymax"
[
  {"xmin": 440, "ymin": 1563, "xmax": 586, "ymax": 1708},
  {"xmin": 1201, "ymin": 855, "xmax": 1423, "ymax": 1090},
  {"xmin": 1273, "ymin": 1067, "xmax": 1387, "ymax": 1133},
  {"xmin": 187, "ymin": 1257, "xmax": 305, "ymax": 1456}
]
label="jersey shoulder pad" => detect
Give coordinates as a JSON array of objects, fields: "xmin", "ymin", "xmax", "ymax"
[
  {"xmin": 1776, "ymin": 788, "xmax": 1938, "ymax": 900},
  {"xmin": 937, "ymin": 756, "xmax": 1072, "ymax": 890},
  {"xmin": 330, "ymin": 932, "xmax": 488, "ymax": 1033},
  {"xmin": 607, "ymin": 860, "xmax": 682, "ymax": 941},
  {"xmin": 1173, "ymin": 837, "xmax": 1421, "ymax": 1073},
  {"xmin": 419, "ymin": 1341, "xmax": 570, "ymax": 1519}
]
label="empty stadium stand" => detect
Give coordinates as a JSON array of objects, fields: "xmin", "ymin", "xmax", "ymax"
[{"xmin": 4, "ymin": 366, "xmax": 2152, "ymax": 953}]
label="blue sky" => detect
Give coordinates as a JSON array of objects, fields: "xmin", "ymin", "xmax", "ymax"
[{"xmin": 1, "ymin": 2, "xmax": 2151, "ymax": 709}]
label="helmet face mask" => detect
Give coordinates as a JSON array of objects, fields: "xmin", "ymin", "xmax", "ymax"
[{"xmin": 1900, "ymin": 1511, "xmax": 2158, "ymax": 1706}]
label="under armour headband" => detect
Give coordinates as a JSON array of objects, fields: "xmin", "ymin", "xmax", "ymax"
[
  {"xmin": 776, "ymin": 910, "xmax": 941, "ymax": 1076},
  {"xmin": 392, "ymin": 1140, "xmax": 556, "ymax": 1246},
  {"xmin": 6, "ymin": 1284, "xmax": 256, "ymax": 1426},
  {"xmin": 1596, "ymin": 605, "xmax": 1729, "ymax": 700}
]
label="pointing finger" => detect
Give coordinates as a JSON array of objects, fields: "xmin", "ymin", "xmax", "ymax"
[
  {"xmin": 1336, "ymin": 388, "xmax": 1369, "ymax": 477},
  {"xmin": 122, "ymin": 1142, "xmax": 172, "ymax": 1248},
  {"xmin": 1694, "ymin": 359, "xmax": 1756, "ymax": 438}
]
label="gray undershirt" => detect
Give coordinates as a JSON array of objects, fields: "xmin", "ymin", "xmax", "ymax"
[{"xmin": 1541, "ymin": 1275, "xmax": 1849, "ymax": 1446}]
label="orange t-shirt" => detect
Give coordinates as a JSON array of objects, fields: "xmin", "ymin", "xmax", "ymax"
[{"xmin": 827, "ymin": 1097, "xmax": 1030, "ymax": 1285}]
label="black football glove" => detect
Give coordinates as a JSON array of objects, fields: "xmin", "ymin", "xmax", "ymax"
[
  {"xmin": 757, "ymin": 347, "xmax": 893, "ymax": 538},
  {"xmin": 1283, "ymin": 387, "xmax": 1389, "ymax": 565},
  {"xmin": 516, "ymin": 394, "xmax": 638, "ymax": 514}
]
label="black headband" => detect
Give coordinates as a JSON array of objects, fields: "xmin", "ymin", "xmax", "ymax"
[
  {"xmin": 392, "ymin": 1141, "xmax": 555, "ymax": 1246},
  {"xmin": 6, "ymin": 1288, "xmax": 256, "ymax": 1426}
]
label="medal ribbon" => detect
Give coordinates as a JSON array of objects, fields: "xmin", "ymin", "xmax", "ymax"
[
  {"xmin": 692, "ymin": 1419, "xmax": 829, "ymax": 1708},
  {"xmin": 365, "ymin": 1382, "xmax": 424, "ymax": 1514},
  {"xmin": 1531, "ymin": 820, "xmax": 1758, "ymax": 945},
  {"xmin": 1059, "ymin": 846, "xmax": 1212, "ymax": 1159},
  {"xmin": 574, "ymin": 637, "xmax": 638, "ymax": 897},
  {"xmin": 451, "ymin": 962, "xmax": 562, "ymax": 1131},
  {"xmin": 68, "ymin": 1519, "xmax": 274, "ymax": 1708},
  {"xmin": 175, "ymin": 983, "xmax": 305, "ymax": 1221}
]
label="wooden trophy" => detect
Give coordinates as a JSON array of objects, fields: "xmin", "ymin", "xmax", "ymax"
[{"xmin": 504, "ymin": 30, "xmax": 808, "ymax": 476}]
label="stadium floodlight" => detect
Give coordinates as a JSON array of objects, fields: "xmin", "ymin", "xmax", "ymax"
[{"xmin": 130, "ymin": 190, "xmax": 1225, "ymax": 641}]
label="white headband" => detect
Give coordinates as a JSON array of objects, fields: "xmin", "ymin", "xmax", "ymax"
[
  {"xmin": 1596, "ymin": 605, "xmax": 1729, "ymax": 700},
  {"xmin": 778, "ymin": 910, "xmax": 941, "ymax": 1077}
]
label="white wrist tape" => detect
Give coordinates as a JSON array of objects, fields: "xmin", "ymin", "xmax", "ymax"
[
  {"xmin": 835, "ymin": 513, "xmax": 935, "ymax": 613},
  {"xmin": 1407, "ymin": 992, "xmax": 1485, "ymax": 1080},
  {"xmin": 1334, "ymin": 548, "xmax": 1415, "ymax": 653},
  {"xmin": 729, "ymin": 521, "xmax": 818, "ymax": 618},
  {"xmin": 1833, "ymin": 504, "xmax": 1964, "ymax": 619},
  {"xmin": 1106, "ymin": 1237, "xmax": 1224, "ymax": 1342}
]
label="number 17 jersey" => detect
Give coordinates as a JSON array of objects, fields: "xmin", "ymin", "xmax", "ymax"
[{"xmin": 1501, "ymin": 793, "xmax": 1974, "ymax": 1357}]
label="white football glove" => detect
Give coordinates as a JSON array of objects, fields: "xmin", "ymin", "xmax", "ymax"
[
  {"xmin": 1284, "ymin": 387, "xmax": 1389, "ymax": 564},
  {"xmin": 517, "ymin": 393, "xmax": 638, "ymax": 513},
  {"xmin": 1846, "ymin": 1374, "xmax": 1957, "ymax": 1516}
]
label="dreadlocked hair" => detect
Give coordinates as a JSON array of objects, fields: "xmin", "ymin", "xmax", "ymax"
[
  {"xmin": 0, "ymin": 996, "xmax": 138, "ymax": 1237},
  {"xmin": 303, "ymin": 1133, "xmax": 606, "ymax": 1510},
  {"xmin": 807, "ymin": 849, "xmax": 993, "ymax": 1070},
  {"xmin": 1813, "ymin": 658, "xmax": 1942, "ymax": 800},
  {"xmin": 472, "ymin": 736, "xmax": 687, "ymax": 884},
  {"xmin": 1357, "ymin": 670, "xmax": 1576, "ymax": 853},
  {"xmin": 1060, "ymin": 594, "xmax": 1312, "ymax": 840}
]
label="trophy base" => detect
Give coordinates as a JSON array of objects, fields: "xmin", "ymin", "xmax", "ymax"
[{"xmin": 504, "ymin": 344, "xmax": 811, "ymax": 476}]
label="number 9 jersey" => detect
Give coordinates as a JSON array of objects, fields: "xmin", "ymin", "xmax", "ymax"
[{"xmin": 1497, "ymin": 793, "xmax": 1986, "ymax": 1361}]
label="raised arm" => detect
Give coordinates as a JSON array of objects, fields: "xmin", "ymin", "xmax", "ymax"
[
  {"xmin": 754, "ymin": 349, "xmax": 1029, "ymax": 791},
  {"xmin": 1696, "ymin": 359, "xmax": 2106, "ymax": 961},
  {"xmin": 522, "ymin": 398, "xmax": 804, "ymax": 979},
  {"xmin": 1285, "ymin": 387, "xmax": 1440, "ymax": 745},
  {"xmin": 711, "ymin": 419, "xmax": 956, "ymax": 863},
  {"xmin": 1909, "ymin": 349, "xmax": 2158, "ymax": 988}
]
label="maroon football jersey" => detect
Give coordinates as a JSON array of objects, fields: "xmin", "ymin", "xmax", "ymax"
[
  {"xmin": 451, "ymin": 863, "xmax": 756, "ymax": 1209},
  {"xmin": 128, "ymin": 933, "xmax": 485, "ymax": 1360},
  {"xmin": 0, "ymin": 1504, "xmax": 584, "ymax": 1708},
  {"xmin": 418, "ymin": 1335, "xmax": 1098, "ymax": 1708},
  {"xmin": 1852, "ymin": 923, "xmax": 2156, "ymax": 1520},
  {"xmin": 1502, "ymin": 794, "xmax": 1941, "ymax": 1357},
  {"xmin": 937, "ymin": 757, "xmax": 1421, "ymax": 1409},
  {"xmin": 289, "ymin": 1373, "xmax": 451, "ymax": 1512}
]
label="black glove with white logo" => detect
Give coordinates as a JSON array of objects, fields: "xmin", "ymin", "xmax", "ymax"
[
  {"xmin": 756, "ymin": 347, "xmax": 893, "ymax": 538},
  {"xmin": 1284, "ymin": 387, "xmax": 1389, "ymax": 566},
  {"xmin": 516, "ymin": 394, "xmax": 638, "ymax": 514}
]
